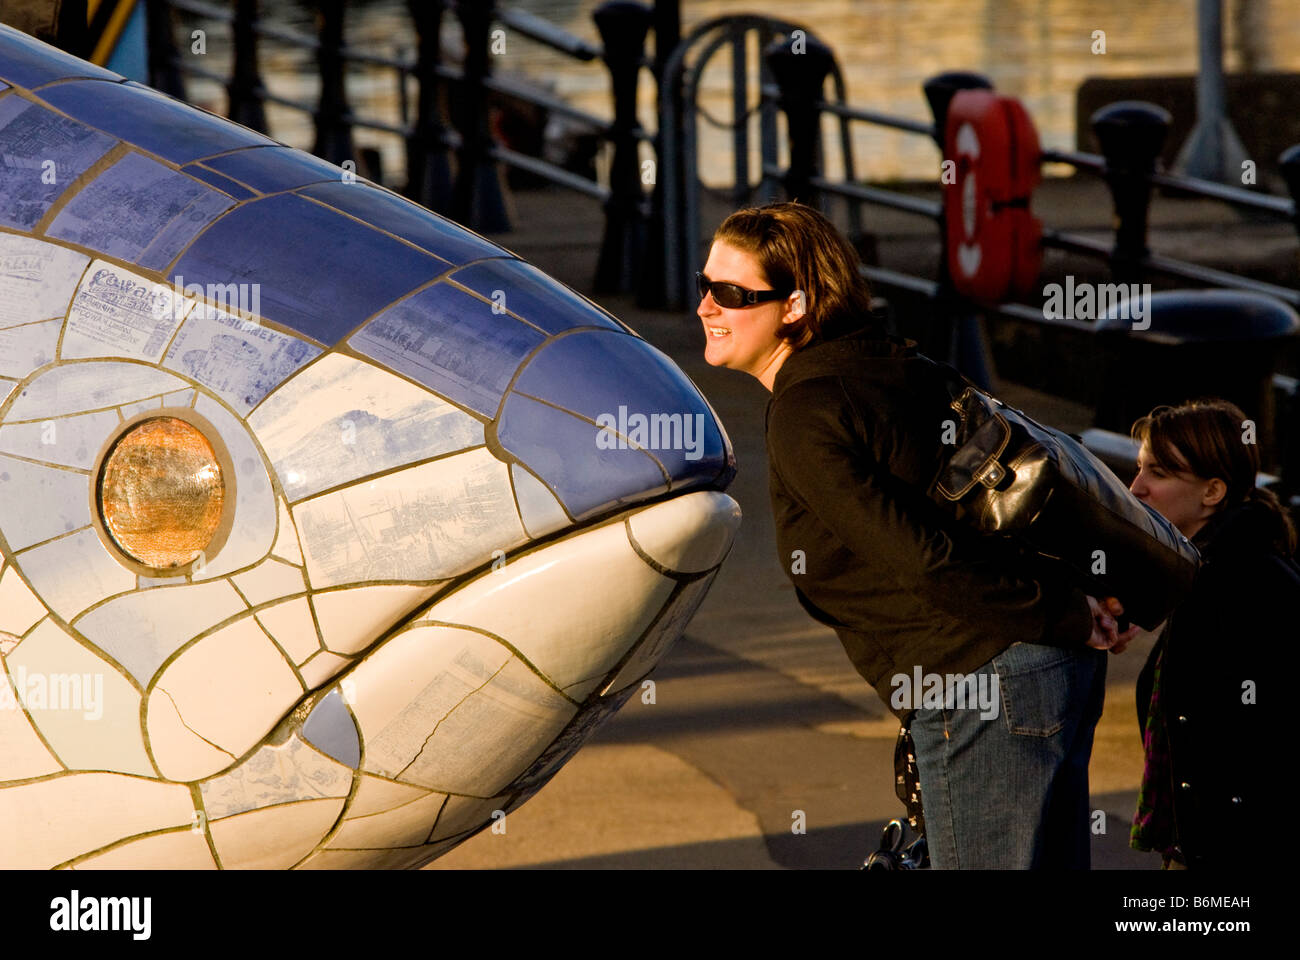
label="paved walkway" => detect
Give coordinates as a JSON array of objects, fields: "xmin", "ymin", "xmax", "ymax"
[{"xmin": 427, "ymin": 179, "xmax": 1285, "ymax": 869}]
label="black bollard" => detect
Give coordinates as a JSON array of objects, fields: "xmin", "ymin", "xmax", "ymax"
[
  {"xmin": 764, "ymin": 34, "xmax": 835, "ymax": 206},
  {"xmin": 227, "ymin": 0, "xmax": 268, "ymax": 133},
  {"xmin": 451, "ymin": 0, "xmax": 511, "ymax": 233},
  {"xmin": 312, "ymin": 0, "xmax": 356, "ymax": 168},
  {"xmin": 636, "ymin": 0, "xmax": 681, "ymax": 308},
  {"xmin": 405, "ymin": 0, "xmax": 455, "ymax": 213},
  {"xmin": 593, "ymin": 1, "xmax": 653, "ymax": 295},
  {"xmin": 1280, "ymin": 144, "xmax": 1300, "ymax": 244},
  {"xmin": 922, "ymin": 71, "xmax": 992, "ymax": 150},
  {"xmin": 1091, "ymin": 102, "xmax": 1171, "ymax": 286},
  {"xmin": 144, "ymin": 0, "xmax": 186, "ymax": 100}
]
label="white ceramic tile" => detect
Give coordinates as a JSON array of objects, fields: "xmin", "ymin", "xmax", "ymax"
[
  {"xmin": 163, "ymin": 306, "xmax": 321, "ymax": 415},
  {"xmin": 0, "ymin": 377, "xmax": 16, "ymax": 407},
  {"xmin": 510, "ymin": 463, "xmax": 570, "ymax": 539},
  {"xmin": 162, "ymin": 388, "xmax": 195, "ymax": 408},
  {"xmin": 0, "ymin": 408, "xmax": 120, "ymax": 469},
  {"xmin": 294, "ymin": 448, "xmax": 525, "ymax": 588},
  {"xmin": 428, "ymin": 792, "xmax": 511, "ymax": 842},
  {"xmin": 0, "ymin": 669, "xmax": 63, "ymax": 781},
  {"xmin": 327, "ymin": 790, "xmax": 445, "ymax": 849},
  {"xmin": 350, "ymin": 625, "xmax": 510, "ymax": 781},
  {"xmin": 0, "ymin": 563, "xmax": 47, "ymax": 636},
  {"xmin": 200, "ymin": 733, "xmax": 353, "ymax": 820},
  {"xmin": 424, "ymin": 516, "xmax": 675, "ymax": 701},
  {"xmin": 209, "ymin": 796, "xmax": 345, "ymax": 869},
  {"xmin": 73, "ymin": 829, "xmax": 216, "ymax": 869},
  {"xmin": 626, "ymin": 491, "xmax": 742, "ymax": 574},
  {"xmin": 298, "ymin": 649, "xmax": 352, "ymax": 690},
  {"xmin": 73, "ymin": 578, "xmax": 247, "ymax": 686},
  {"xmin": 296, "ymin": 843, "xmax": 444, "ymax": 870},
  {"xmin": 118, "ymin": 397, "xmax": 163, "ymax": 420},
  {"xmin": 393, "ymin": 657, "xmax": 574, "ymax": 795},
  {"xmin": 271, "ymin": 498, "xmax": 303, "ymax": 565},
  {"xmin": 141, "ymin": 686, "xmax": 238, "ymax": 783},
  {"xmin": 599, "ymin": 572, "xmax": 718, "ymax": 696},
  {"xmin": 344, "ymin": 774, "xmax": 432, "ymax": 819},
  {"xmin": 149, "ymin": 615, "xmax": 302, "ymax": 763},
  {"xmin": 0, "ymin": 772, "xmax": 195, "ymax": 869},
  {"xmin": 16, "ymin": 528, "xmax": 136, "ymax": 620},
  {"xmin": 188, "ymin": 394, "xmax": 276, "ymax": 579},
  {"xmin": 0, "ymin": 318, "xmax": 59, "ymax": 378},
  {"xmin": 0, "ymin": 455, "xmax": 91, "ymax": 550},
  {"xmin": 232, "ymin": 558, "xmax": 307, "ymax": 607},
  {"xmin": 350, "ymin": 623, "xmax": 576, "ymax": 795},
  {"xmin": 254, "ymin": 596, "xmax": 319, "ymax": 665},
  {"xmin": 248, "ymin": 353, "xmax": 483, "ymax": 502},
  {"xmin": 0, "ymin": 234, "xmax": 88, "ymax": 327},
  {"xmin": 61, "ymin": 261, "xmax": 193, "ymax": 363},
  {"xmin": 7, "ymin": 618, "xmax": 152, "ymax": 776},
  {"xmin": 3, "ymin": 361, "xmax": 187, "ymax": 421},
  {"xmin": 311, "ymin": 584, "xmax": 439, "ymax": 655}
]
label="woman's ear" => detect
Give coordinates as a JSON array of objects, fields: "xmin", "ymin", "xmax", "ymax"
[{"xmin": 1203, "ymin": 477, "xmax": 1228, "ymax": 508}]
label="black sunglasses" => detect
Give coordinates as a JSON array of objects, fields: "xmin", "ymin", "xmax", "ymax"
[{"xmin": 696, "ymin": 271, "xmax": 792, "ymax": 309}]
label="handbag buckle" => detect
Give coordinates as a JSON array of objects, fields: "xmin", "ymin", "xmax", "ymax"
[{"xmin": 976, "ymin": 461, "xmax": 1006, "ymax": 489}]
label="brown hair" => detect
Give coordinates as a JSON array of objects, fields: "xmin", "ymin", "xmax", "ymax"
[
  {"xmin": 711, "ymin": 201, "xmax": 877, "ymax": 349},
  {"xmin": 1131, "ymin": 398, "xmax": 1296, "ymax": 554}
]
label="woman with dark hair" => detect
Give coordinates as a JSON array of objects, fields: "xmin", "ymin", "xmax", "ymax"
[
  {"xmin": 699, "ymin": 200, "xmax": 1135, "ymax": 868},
  {"xmin": 1127, "ymin": 400, "xmax": 1298, "ymax": 869}
]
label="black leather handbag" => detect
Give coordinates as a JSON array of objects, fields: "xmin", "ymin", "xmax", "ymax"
[{"xmin": 927, "ymin": 372, "xmax": 1200, "ymax": 630}]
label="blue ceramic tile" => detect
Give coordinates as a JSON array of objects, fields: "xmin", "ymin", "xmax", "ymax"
[
  {"xmin": 39, "ymin": 79, "xmax": 274, "ymax": 165},
  {"xmin": 48, "ymin": 151, "xmax": 228, "ymax": 264},
  {"xmin": 0, "ymin": 97, "xmax": 116, "ymax": 229},
  {"xmin": 299, "ymin": 181, "xmax": 509, "ymax": 265},
  {"xmin": 181, "ymin": 163, "xmax": 257, "ymax": 200},
  {"xmin": 510, "ymin": 330, "xmax": 728, "ymax": 488},
  {"xmin": 137, "ymin": 188, "xmax": 234, "ymax": 270},
  {"xmin": 511, "ymin": 462, "xmax": 571, "ymax": 537},
  {"xmin": 171, "ymin": 193, "xmax": 445, "ymax": 345},
  {"xmin": 350, "ymin": 282, "xmax": 545, "ymax": 418},
  {"xmin": 302, "ymin": 688, "xmax": 360, "ymax": 768},
  {"xmin": 0, "ymin": 25, "xmax": 122, "ymax": 87},
  {"xmin": 450, "ymin": 258, "xmax": 627, "ymax": 335},
  {"xmin": 201, "ymin": 146, "xmax": 347, "ymax": 194},
  {"xmin": 495, "ymin": 391, "xmax": 668, "ymax": 521}
]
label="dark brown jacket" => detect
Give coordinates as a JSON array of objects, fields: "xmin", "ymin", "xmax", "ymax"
[{"xmin": 765, "ymin": 327, "xmax": 1094, "ymax": 717}]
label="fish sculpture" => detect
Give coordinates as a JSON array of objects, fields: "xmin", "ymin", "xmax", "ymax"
[{"xmin": 0, "ymin": 25, "xmax": 739, "ymax": 869}]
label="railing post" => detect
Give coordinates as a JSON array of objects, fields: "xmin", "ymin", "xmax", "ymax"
[
  {"xmin": 593, "ymin": 1, "xmax": 653, "ymax": 295},
  {"xmin": 764, "ymin": 34, "xmax": 834, "ymax": 206},
  {"xmin": 451, "ymin": 0, "xmax": 511, "ymax": 233},
  {"xmin": 312, "ymin": 0, "xmax": 356, "ymax": 167},
  {"xmin": 636, "ymin": 0, "xmax": 681, "ymax": 307},
  {"xmin": 228, "ymin": 0, "xmax": 268, "ymax": 132},
  {"xmin": 1280, "ymin": 144, "xmax": 1300, "ymax": 244},
  {"xmin": 923, "ymin": 71, "xmax": 995, "ymax": 386},
  {"xmin": 144, "ymin": 0, "xmax": 186, "ymax": 99},
  {"xmin": 405, "ymin": 0, "xmax": 454, "ymax": 213},
  {"xmin": 1091, "ymin": 101, "xmax": 1171, "ymax": 285}
]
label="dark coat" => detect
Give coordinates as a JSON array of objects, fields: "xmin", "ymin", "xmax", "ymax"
[
  {"xmin": 1135, "ymin": 497, "xmax": 1298, "ymax": 868},
  {"xmin": 765, "ymin": 327, "xmax": 1094, "ymax": 718}
]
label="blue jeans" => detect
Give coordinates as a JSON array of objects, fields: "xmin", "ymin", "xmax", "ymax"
[{"xmin": 908, "ymin": 642, "xmax": 1107, "ymax": 869}]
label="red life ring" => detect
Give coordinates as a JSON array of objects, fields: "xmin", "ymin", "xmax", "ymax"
[{"xmin": 944, "ymin": 89, "xmax": 1043, "ymax": 303}]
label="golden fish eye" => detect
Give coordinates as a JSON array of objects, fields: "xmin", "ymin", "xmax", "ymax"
[{"xmin": 97, "ymin": 416, "xmax": 227, "ymax": 572}]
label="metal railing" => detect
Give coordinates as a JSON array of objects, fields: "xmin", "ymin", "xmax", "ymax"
[{"xmin": 145, "ymin": 0, "xmax": 674, "ymax": 293}]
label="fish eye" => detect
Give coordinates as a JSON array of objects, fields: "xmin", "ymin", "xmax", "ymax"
[{"xmin": 94, "ymin": 413, "xmax": 232, "ymax": 575}]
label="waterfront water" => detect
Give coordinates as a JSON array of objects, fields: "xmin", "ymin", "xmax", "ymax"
[{"xmin": 177, "ymin": 0, "xmax": 1300, "ymax": 188}]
